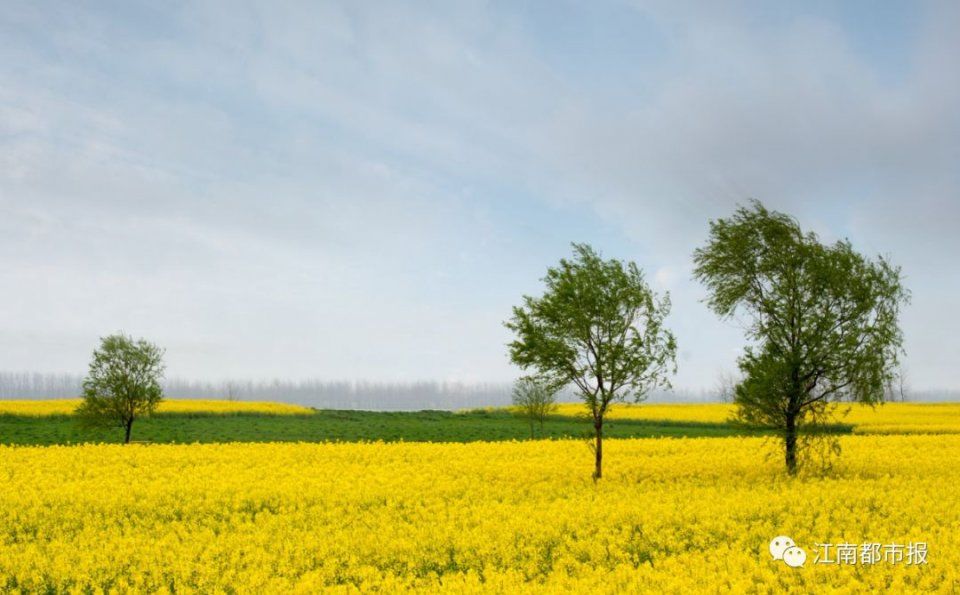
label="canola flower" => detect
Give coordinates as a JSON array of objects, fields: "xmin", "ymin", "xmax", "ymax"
[
  {"xmin": 0, "ymin": 435, "xmax": 955, "ymax": 593},
  {"xmin": 553, "ymin": 402, "xmax": 960, "ymax": 434},
  {"xmin": 842, "ymin": 403, "xmax": 960, "ymax": 434},
  {"xmin": 0, "ymin": 399, "xmax": 313, "ymax": 416}
]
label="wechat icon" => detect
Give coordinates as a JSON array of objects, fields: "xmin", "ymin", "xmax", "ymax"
[{"xmin": 770, "ymin": 536, "xmax": 806, "ymax": 568}]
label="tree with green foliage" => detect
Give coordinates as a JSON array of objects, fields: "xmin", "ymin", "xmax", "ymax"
[
  {"xmin": 511, "ymin": 377, "xmax": 560, "ymax": 438},
  {"xmin": 506, "ymin": 243, "xmax": 677, "ymax": 480},
  {"xmin": 693, "ymin": 201, "xmax": 909, "ymax": 474},
  {"xmin": 76, "ymin": 333, "xmax": 166, "ymax": 444}
]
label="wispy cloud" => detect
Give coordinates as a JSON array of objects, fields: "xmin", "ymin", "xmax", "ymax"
[{"xmin": 1, "ymin": 0, "xmax": 957, "ymax": 389}]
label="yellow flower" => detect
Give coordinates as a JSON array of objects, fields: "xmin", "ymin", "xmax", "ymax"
[
  {"xmin": 0, "ymin": 434, "xmax": 955, "ymax": 592},
  {"xmin": 555, "ymin": 401, "xmax": 960, "ymax": 434},
  {"xmin": 0, "ymin": 399, "xmax": 313, "ymax": 416}
]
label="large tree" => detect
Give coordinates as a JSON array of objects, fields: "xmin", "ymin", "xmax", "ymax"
[
  {"xmin": 506, "ymin": 243, "xmax": 677, "ymax": 479},
  {"xmin": 76, "ymin": 333, "xmax": 166, "ymax": 443},
  {"xmin": 693, "ymin": 201, "xmax": 908, "ymax": 474}
]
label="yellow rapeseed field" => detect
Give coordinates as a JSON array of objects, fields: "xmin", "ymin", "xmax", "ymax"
[
  {"xmin": 0, "ymin": 399, "xmax": 313, "ymax": 416},
  {"xmin": 553, "ymin": 402, "xmax": 960, "ymax": 434},
  {"xmin": 0, "ymin": 435, "xmax": 955, "ymax": 593}
]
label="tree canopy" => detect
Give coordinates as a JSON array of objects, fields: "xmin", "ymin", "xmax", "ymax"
[
  {"xmin": 693, "ymin": 201, "xmax": 909, "ymax": 473},
  {"xmin": 511, "ymin": 377, "xmax": 560, "ymax": 438},
  {"xmin": 506, "ymin": 243, "xmax": 677, "ymax": 479},
  {"xmin": 76, "ymin": 333, "xmax": 166, "ymax": 443}
]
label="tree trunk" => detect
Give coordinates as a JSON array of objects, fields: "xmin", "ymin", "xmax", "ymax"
[
  {"xmin": 593, "ymin": 419, "xmax": 603, "ymax": 481},
  {"xmin": 124, "ymin": 419, "xmax": 133, "ymax": 444},
  {"xmin": 784, "ymin": 413, "xmax": 797, "ymax": 475}
]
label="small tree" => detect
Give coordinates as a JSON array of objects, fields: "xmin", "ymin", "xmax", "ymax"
[
  {"xmin": 512, "ymin": 377, "xmax": 559, "ymax": 438},
  {"xmin": 76, "ymin": 333, "xmax": 166, "ymax": 443},
  {"xmin": 693, "ymin": 201, "xmax": 908, "ymax": 474},
  {"xmin": 506, "ymin": 243, "xmax": 677, "ymax": 480}
]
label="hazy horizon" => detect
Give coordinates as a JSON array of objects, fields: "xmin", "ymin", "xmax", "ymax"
[{"xmin": 2, "ymin": 371, "xmax": 958, "ymax": 410}]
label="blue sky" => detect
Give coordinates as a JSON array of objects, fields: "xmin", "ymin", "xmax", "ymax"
[{"xmin": 1, "ymin": 1, "xmax": 958, "ymax": 390}]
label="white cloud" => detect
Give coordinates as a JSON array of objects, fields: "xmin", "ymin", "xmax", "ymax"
[{"xmin": 0, "ymin": 0, "xmax": 957, "ymax": 390}]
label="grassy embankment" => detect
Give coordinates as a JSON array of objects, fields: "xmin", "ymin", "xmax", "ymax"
[
  {"xmin": 13, "ymin": 398, "xmax": 955, "ymax": 445},
  {"xmin": 0, "ymin": 399, "xmax": 794, "ymax": 445}
]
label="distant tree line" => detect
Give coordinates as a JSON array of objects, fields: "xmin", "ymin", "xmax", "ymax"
[
  {"xmin": 0, "ymin": 373, "xmax": 726, "ymax": 408},
  {"xmin": 0, "ymin": 372, "xmax": 81, "ymax": 398}
]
